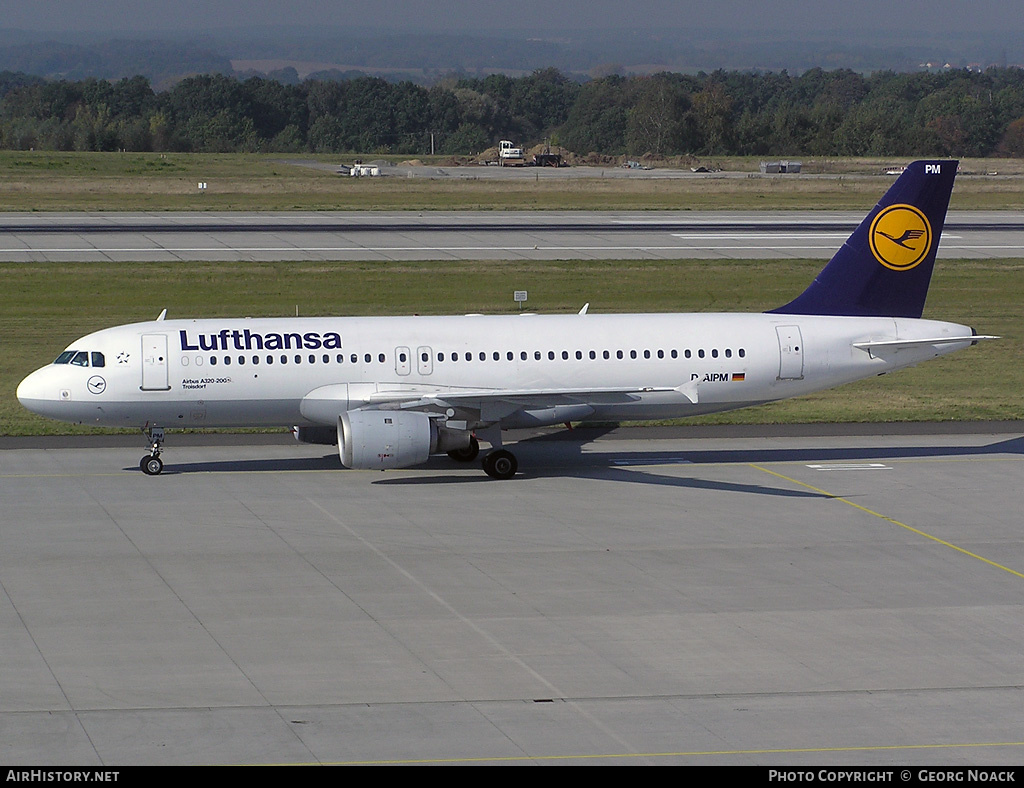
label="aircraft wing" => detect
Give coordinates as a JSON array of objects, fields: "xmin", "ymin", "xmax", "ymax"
[
  {"xmin": 366, "ymin": 383, "xmax": 698, "ymax": 409},
  {"xmin": 362, "ymin": 383, "xmax": 699, "ymax": 426},
  {"xmin": 300, "ymin": 381, "xmax": 700, "ymax": 426}
]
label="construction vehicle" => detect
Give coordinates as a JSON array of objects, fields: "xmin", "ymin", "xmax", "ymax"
[{"xmin": 498, "ymin": 140, "xmax": 525, "ymax": 166}]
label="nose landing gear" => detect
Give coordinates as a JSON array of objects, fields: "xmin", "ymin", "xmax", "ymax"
[{"xmin": 140, "ymin": 426, "xmax": 165, "ymax": 475}]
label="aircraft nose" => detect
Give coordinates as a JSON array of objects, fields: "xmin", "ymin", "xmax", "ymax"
[{"xmin": 17, "ymin": 367, "xmax": 56, "ymax": 413}]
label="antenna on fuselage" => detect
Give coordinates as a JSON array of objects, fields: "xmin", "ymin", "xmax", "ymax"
[
  {"xmin": 156, "ymin": 309, "xmax": 167, "ymax": 321},
  {"xmin": 578, "ymin": 303, "xmax": 589, "ymax": 315}
]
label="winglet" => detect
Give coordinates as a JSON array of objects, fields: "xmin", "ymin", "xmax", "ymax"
[{"xmin": 771, "ymin": 161, "xmax": 958, "ymax": 319}]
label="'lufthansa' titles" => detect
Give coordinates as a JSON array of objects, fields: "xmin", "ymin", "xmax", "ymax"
[{"xmin": 179, "ymin": 329, "xmax": 343, "ymax": 352}]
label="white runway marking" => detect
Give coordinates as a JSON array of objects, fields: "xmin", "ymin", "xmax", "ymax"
[{"xmin": 806, "ymin": 463, "xmax": 893, "ymax": 471}]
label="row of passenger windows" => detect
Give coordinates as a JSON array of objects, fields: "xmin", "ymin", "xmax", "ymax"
[
  {"xmin": 430, "ymin": 348, "xmax": 746, "ymax": 362},
  {"xmin": 182, "ymin": 347, "xmax": 747, "ymax": 367}
]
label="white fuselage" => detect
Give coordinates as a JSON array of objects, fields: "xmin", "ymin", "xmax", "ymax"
[{"xmin": 17, "ymin": 312, "xmax": 975, "ymax": 431}]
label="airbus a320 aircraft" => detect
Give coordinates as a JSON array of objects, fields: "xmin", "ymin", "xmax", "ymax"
[{"xmin": 18, "ymin": 160, "xmax": 995, "ymax": 478}]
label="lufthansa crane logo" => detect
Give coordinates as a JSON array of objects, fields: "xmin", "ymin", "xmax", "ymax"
[{"xmin": 869, "ymin": 204, "xmax": 932, "ymax": 271}]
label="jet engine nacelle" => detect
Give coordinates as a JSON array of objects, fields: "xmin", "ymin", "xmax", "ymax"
[{"xmin": 337, "ymin": 410, "xmax": 472, "ymax": 470}]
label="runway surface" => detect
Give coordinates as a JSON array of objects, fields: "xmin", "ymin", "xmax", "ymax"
[
  {"xmin": 2, "ymin": 210, "xmax": 1023, "ymax": 261},
  {"xmin": 2, "ymin": 423, "xmax": 1023, "ymax": 765}
]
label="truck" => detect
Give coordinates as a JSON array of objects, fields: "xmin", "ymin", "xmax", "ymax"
[{"xmin": 498, "ymin": 140, "xmax": 525, "ymax": 166}]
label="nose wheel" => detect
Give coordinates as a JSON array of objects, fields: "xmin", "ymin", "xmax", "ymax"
[
  {"xmin": 140, "ymin": 455, "xmax": 164, "ymax": 475},
  {"xmin": 140, "ymin": 426, "xmax": 165, "ymax": 475}
]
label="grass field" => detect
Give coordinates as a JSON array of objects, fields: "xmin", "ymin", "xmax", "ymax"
[
  {"xmin": 2, "ymin": 258, "xmax": 1020, "ymax": 435},
  {"xmin": 2, "ymin": 151, "xmax": 1024, "ymax": 211}
]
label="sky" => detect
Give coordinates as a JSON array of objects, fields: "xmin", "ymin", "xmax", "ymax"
[{"xmin": 4, "ymin": 0, "xmax": 1022, "ymax": 36}]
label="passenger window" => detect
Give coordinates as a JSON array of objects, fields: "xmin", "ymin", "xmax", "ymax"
[
  {"xmin": 364, "ymin": 354, "xmax": 371, "ymax": 364},
  {"xmin": 698, "ymin": 350, "xmax": 705, "ymax": 358},
  {"xmin": 267, "ymin": 356, "xmax": 274, "ymax": 364},
  {"xmin": 238, "ymin": 356, "xmax": 245, "ymax": 365},
  {"xmin": 253, "ymin": 356, "xmax": 260, "ymax": 365},
  {"xmin": 739, "ymin": 348, "xmax": 746, "ymax": 358},
  {"xmin": 91, "ymin": 352, "xmax": 105, "ymax": 368},
  {"xmin": 711, "ymin": 349, "xmax": 718, "ymax": 358},
  {"xmin": 548, "ymin": 351, "xmax": 555, "ymax": 360},
  {"xmin": 534, "ymin": 351, "xmax": 541, "ymax": 360},
  {"xmin": 210, "ymin": 357, "xmax": 217, "ymax": 366},
  {"xmin": 379, "ymin": 353, "xmax": 386, "ymax": 363},
  {"xmin": 464, "ymin": 352, "xmax": 471, "ymax": 361},
  {"xmin": 323, "ymin": 354, "xmax": 329, "ymax": 363},
  {"xmin": 685, "ymin": 349, "xmax": 692, "ymax": 358},
  {"xmin": 657, "ymin": 350, "xmax": 664, "ymax": 359},
  {"xmin": 671, "ymin": 349, "xmax": 677, "ymax": 358},
  {"xmin": 643, "ymin": 350, "xmax": 651, "ymax": 359},
  {"xmin": 562, "ymin": 351, "xmax": 569, "ymax": 360},
  {"xmin": 630, "ymin": 350, "xmax": 637, "ymax": 359},
  {"xmin": 617, "ymin": 350, "xmax": 623, "ymax": 359},
  {"xmin": 589, "ymin": 351, "xmax": 595, "ymax": 359},
  {"xmin": 224, "ymin": 356, "xmax": 232, "ymax": 366},
  {"xmin": 725, "ymin": 349, "xmax": 732, "ymax": 358},
  {"xmin": 603, "ymin": 350, "xmax": 610, "ymax": 359},
  {"xmin": 351, "ymin": 354, "xmax": 358, "ymax": 364}
]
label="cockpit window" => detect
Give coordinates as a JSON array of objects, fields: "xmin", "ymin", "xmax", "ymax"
[
  {"xmin": 54, "ymin": 351, "xmax": 76, "ymax": 364},
  {"xmin": 70, "ymin": 351, "xmax": 90, "ymax": 367},
  {"xmin": 91, "ymin": 352, "xmax": 105, "ymax": 368}
]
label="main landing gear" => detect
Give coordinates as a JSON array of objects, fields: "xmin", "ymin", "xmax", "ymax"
[
  {"xmin": 473, "ymin": 425, "xmax": 518, "ymax": 479},
  {"xmin": 482, "ymin": 449, "xmax": 517, "ymax": 480},
  {"xmin": 446, "ymin": 433, "xmax": 516, "ymax": 478},
  {"xmin": 140, "ymin": 426, "xmax": 165, "ymax": 475}
]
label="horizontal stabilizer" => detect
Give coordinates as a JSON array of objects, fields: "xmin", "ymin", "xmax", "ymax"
[{"xmin": 853, "ymin": 335, "xmax": 998, "ymax": 356}]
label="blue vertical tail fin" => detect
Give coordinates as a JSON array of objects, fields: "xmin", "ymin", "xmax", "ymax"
[{"xmin": 770, "ymin": 160, "xmax": 957, "ymax": 318}]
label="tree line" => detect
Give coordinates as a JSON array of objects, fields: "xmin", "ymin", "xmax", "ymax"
[{"xmin": 2, "ymin": 66, "xmax": 1024, "ymax": 158}]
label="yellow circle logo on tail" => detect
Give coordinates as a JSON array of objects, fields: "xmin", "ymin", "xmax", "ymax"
[{"xmin": 869, "ymin": 204, "xmax": 932, "ymax": 271}]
